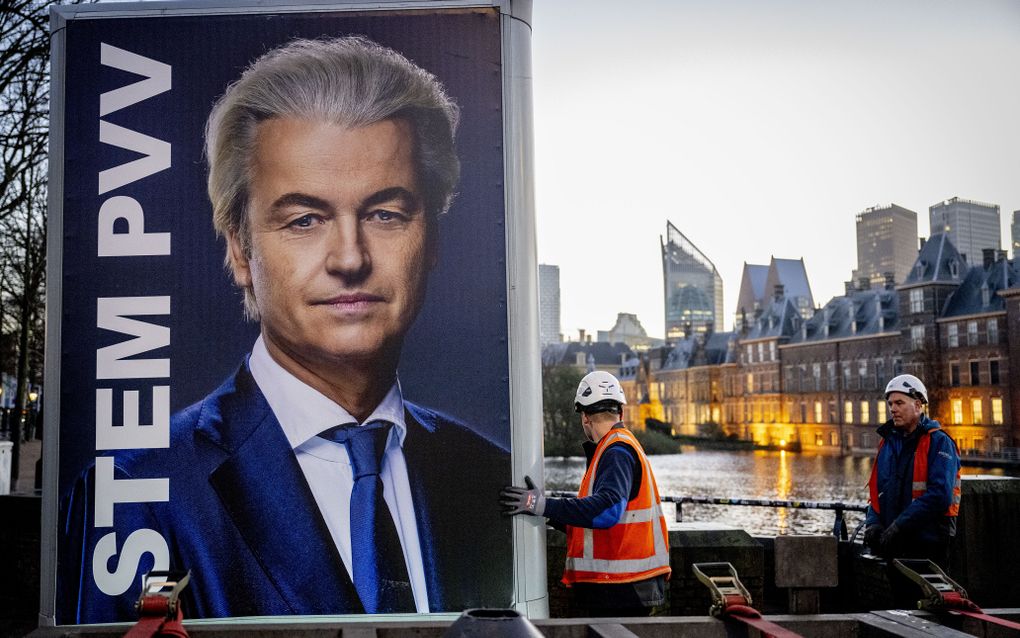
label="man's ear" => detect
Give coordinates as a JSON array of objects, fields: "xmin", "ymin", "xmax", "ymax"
[{"xmin": 226, "ymin": 231, "xmax": 252, "ymax": 288}]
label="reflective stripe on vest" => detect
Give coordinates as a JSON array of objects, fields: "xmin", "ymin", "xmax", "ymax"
[
  {"xmin": 562, "ymin": 428, "xmax": 672, "ymax": 585},
  {"xmin": 868, "ymin": 426, "xmax": 961, "ymax": 517}
]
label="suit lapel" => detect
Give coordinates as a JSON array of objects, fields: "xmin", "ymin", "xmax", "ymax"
[{"xmin": 204, "ymin": 365, "xmax": 364, "ymax": 614}]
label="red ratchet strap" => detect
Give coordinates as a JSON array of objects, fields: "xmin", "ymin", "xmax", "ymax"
[
  {"xmin": 692, "ymin": 562, "xmax": 804, "ymax": 638},
  {"xmin": 940, "ymin": 592, "xmax": 1020, "ymax": 632},
  {"xmin": 720, "ymin": 600, "xmax": 804, "ymax": 638},
  {"xmin": 123, "ymin": 570, "xmax": 191, "ymax": 638}
]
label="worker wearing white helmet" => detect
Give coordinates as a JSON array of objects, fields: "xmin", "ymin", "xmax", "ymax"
[
  {"xmin": 864, "ymin": 373, "xmax": 961, "ymax": 575},
  {"xmin": 500, "ymin": 371, "xmax": 670, "ymax": 617}
]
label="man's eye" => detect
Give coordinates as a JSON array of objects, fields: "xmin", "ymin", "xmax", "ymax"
[
  {"xmin": 287, "ymin": 214, "xmax": 319, "ymax": 229},
  {"xmin": 365, "ymin": 209, "xmax": 409, "ymax": 224}
]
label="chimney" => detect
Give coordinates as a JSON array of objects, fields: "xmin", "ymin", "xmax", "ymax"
[
  {"xmin": 858, "ymin": 276, "xmax": 870, "ymax": 290},
  {"xmin": 844, "ymin": 280, "xmax": 855, "ymax": 295},
  {"xmin": 578, "ymin": 328, "xmax": 586, "ymax": 343},
  {"xmin": 983, "ymin": 248, "xmax": 996, "ymax": 269},
  {"xmin": 774, "ymin": 284, "xmax": 784, "ymax": 302},
  {"xmin": 586, "ymin": 333, "xmax": 593, "ymax": 344},
  {"xmin": 919, "ymin": 237, "xmax": 926, "ymax": 250}
]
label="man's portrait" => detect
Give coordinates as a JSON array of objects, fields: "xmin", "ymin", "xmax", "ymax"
[{"xmin": 55, "ymin": 11, "xmax": 512, "ymax": 624}]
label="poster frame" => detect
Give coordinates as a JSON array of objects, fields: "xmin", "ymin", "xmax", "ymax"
[{"xmin": 40, "ymin": 0, "xmax": 546, "ymax": 626}]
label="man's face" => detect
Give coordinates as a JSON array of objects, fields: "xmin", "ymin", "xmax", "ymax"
[
  {"xmin": 887, "ymin": 392, "xmax": 923, "ymax": 430},
  {"xmin": 227, "ymin": 116, "xmax": 434, "ymax": 371}
]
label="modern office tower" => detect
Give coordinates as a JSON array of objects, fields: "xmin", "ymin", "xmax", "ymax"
[
  {"xmin": 929, "ymin": 197, "xmax": 1001, "ymax": 265},
  {"xmin": 538, "ymin": 264, "xmax": 561, "ymax": 346},
  {"xmin": 661, "ymin": 221, "xmax": 723, "ymax": 339},
  {"xmin": 1012, "ymin": 210, "xmax": 1020, "ymax": 259},
  {"xmin": 852, "ymin": 204, "xmax": 918, "ymax": 287}
]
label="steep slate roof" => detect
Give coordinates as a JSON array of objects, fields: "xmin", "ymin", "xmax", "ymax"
[
  {"xmin": 541, "ymin": 341, "xmax": 634, "ymax": 367},
  {"xmin": 744, "ymin": 296, "xmax": 801, "ymax": 340},
  {"xmin": 902, "ymin": 232, "xmax": 965, "ymax": 286},
  {"xmin": 735, "ymin": 263, "xmax": 770, "ymax": 316},
  {"xmin": 662, "ymin": 331, "xmax": 737, "ymax": 369},
  {"xmin": 789, "ymin": 288, "xmax": 899, "ymax": 344},
  {"xmin": 942, "ymin": 256, "xmax": 1020, "ymax": 317},
  {"xmin": 766, "ymin": 257, "xmax": 814, "ymax": 305}
]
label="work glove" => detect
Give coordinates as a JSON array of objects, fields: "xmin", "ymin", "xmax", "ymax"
[
  {"xmin": 863, "ymin": 524, "xmax": 884, "ymax": 552},
  {"xmin": 499, "ymin": 475, "xmax": 546, "ymax": 517},
  {"xmin": 879, "ymin": 523, "xmax": 901, "ymax": 555}
]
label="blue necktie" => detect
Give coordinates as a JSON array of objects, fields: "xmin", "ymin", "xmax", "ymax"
[{"xmin": 320, "ymin": 422, "xmax": 415, "ymax": 613}]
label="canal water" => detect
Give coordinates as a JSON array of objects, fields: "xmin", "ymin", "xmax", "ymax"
[{"xmin": 544, "ymin": 449, "xmax": 1009, "ymax": 537}]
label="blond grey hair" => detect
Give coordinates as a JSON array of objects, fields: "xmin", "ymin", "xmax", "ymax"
[{"xmin": 205, "ymin": 36, "xmax": 460, "ymax": 318}]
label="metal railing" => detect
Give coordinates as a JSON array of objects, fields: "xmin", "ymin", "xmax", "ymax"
[
  {"xmin": 549, "ymin": 490, "xmax": 869, "ymax": 540},
  {"xmin": 959, "ymin": 447, "xmax": 1020, "ymax": 462}
]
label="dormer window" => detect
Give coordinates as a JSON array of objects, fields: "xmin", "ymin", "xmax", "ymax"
[
  {"xmin": 981, "ymin": 283, "xmax": 990, "ymax": 307},
  {"xmin": 914, "ymin": 260, "xmax": 927, "ymax": 279},
  {"xmin": 948, "ymin": 259, "xmax": 959, "ymax": 278}
]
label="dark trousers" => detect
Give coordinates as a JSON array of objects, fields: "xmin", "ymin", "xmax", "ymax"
[{"xmin": 570, "ymin": 577, "xmax": 666, "ymax": 618}]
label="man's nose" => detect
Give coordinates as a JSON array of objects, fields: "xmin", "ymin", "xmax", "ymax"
[{"xmin": 325, "ymin": 215, "xmax": 370, "ymax": 280}]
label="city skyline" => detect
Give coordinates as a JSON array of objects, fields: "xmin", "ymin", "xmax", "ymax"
[{"xmin": 532, "ymin": 0, "xmax": 1020, "ymax": 340}]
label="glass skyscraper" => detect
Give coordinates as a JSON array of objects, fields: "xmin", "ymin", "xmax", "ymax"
[{"xmin": 661, "ymin": 221, "xmax": 723, "ymax": 339}]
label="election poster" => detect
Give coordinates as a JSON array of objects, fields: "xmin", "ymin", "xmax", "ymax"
[{"xmin": 45, "ymin": 1, "xmax": 538, "ymax": 624}]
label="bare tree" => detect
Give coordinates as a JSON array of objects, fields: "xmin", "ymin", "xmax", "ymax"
[{"xmin": 1, "ymin": 0, "xmax": 51, "ymax": 490}]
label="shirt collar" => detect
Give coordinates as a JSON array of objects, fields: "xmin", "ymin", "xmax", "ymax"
[{"xmin": 248, "ymin": 335, "xmax": 407, "ymax": 451}]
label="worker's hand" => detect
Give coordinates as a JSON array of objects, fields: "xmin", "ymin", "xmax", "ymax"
[
  {"xmin": 499, "ymin": 475, "xmax": 546, "ymax": 517},
  {"xmin": 879, "ymin": 523, "xmax": 900, "ymax": 554},
  {"xmin": 863, "ymin": 524, "xmax": 884, "ymax": 551}
]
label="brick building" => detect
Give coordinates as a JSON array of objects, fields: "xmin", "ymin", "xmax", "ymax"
[{"xmin": 619, "ymin": 233, "xmax": 1020, "ymax": 454}]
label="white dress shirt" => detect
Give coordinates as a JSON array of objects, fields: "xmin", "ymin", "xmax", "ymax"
[{"xmin": 248, "ymin": 335, "xmax": 429, "ymax": 612}]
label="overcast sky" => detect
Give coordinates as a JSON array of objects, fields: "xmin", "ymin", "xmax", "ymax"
[{"xmin": 531, "ymin": 0, "xmax": 1020, "ymax": 340}]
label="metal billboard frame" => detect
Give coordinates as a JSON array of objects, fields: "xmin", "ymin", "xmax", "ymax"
[{"xmin": 41, "ymin": 0, "xmax": 545, "ymax": 626}]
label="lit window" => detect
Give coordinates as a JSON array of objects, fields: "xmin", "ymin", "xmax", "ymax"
[
  {"xmin": 860, "ymin": 401, "xmax": 870, "ymax": 424},
  {"xmin": 814, "ymin": 401, "xmax": 822, "ymax": 423},
  {"xmin": 992, "ymin": 398, "xmax": 1003, "ymax": 425},
  {"xmin": 746, "ymin": 373, "xmax": 753, "ymax": 394},
  {"xmin": 830, "ymin": 431, "xmax": 839, "ymax": 446},
  {"xmin": 909, "ymin": 289, "xmax": 924, "ymax": 313},
  {"xmin": 947, "ymin": 323, "xmax": 958, "ymax": 348},
  {"xmin": 911, "ymin": 325, "xmax": 925, "ymax": 350},
  {"xmin": 877, "ymin": 401, "xmax": 887, "ymax": 424},
  {"xmin": 951, "ymin": 399, "xmax": 963, "ymax": 425},
  {"xmin": 971, "ymin": 398, "xmax": 983, "ymax": 424},
  {"xmin": 967, "ymin": 321, "xmax": 979, "ymax": 345},
  {"xmin": 844, "ymin": 401, "xmax": 854, "ymax": 424}
]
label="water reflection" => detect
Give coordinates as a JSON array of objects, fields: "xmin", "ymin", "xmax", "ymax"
[{"xmin": 545, "ymin": 450, "xmax": 1010, "ymax": 536}]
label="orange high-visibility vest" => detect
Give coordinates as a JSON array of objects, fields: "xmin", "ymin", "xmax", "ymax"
[
  {"xmin": 868, "ymin": 427, "xmax": 961, "ymax": 517},
  {"xmin": 562, "ymin": 428, "xmax": 671, "ymax": 586}
]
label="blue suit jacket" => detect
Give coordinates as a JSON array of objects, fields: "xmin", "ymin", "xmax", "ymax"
[{"xmin": 60, "ymin": 362, "xmax": 512, "ymax": 623}]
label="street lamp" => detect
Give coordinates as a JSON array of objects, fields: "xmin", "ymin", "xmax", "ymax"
[{"xmin": 28, "ymin": 390, "xmax": 38, "ymax": 403}]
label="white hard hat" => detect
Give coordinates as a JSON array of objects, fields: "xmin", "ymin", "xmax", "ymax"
[
  {"xmin": 574, "ymin": 371, "xmax": 627, "ymax": 413},
  {"xmin": 884, "ymin": 374, "xmax": 928, "ymax": 405}
]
